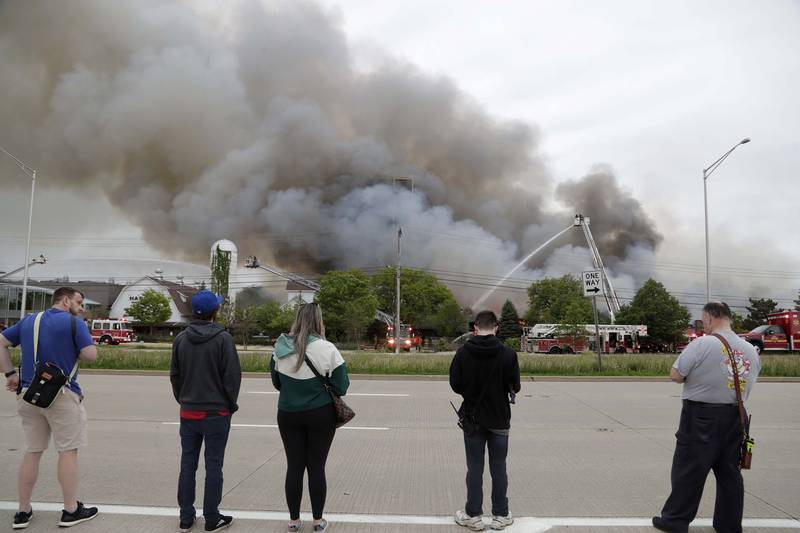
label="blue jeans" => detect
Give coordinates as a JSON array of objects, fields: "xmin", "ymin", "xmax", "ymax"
[
  {"xmin": 464, "ymin": 427, "xmax": 509, "ymax": 517},
  {"xmin": 177, "ymin": 415, "xmax": 232, "ymax": 523}
]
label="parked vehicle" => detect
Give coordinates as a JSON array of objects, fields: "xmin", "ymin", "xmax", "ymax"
[
  {"xmin": 521, "ymin": 323, "xmax": 648, "ymax": 354},
  {"xmin": 387, "ymin": 324, "xmax": 421, "ymax": 352},
  {"xmin": 739, "ymin": 311, "xmax": 799, "ymax": 354},
  {"xmin": 91, "ymin": 318, "xmax": 137, "ymax": 345}
]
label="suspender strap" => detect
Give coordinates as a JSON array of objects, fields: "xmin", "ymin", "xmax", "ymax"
[{"xmin": 712, "ymin": 333, "xmax": 750, "ymax": 435}]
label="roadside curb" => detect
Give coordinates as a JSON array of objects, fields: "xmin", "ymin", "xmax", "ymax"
[{"xmin": 76, "ymin": 369, "xmax": 800, "ymax": 382}]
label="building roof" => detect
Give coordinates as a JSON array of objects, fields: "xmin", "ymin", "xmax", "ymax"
[
  {"xmin": 145, "ymin": 276, "xmax": 200, "ymax": 317},
  {"xmin": 29, "ymin": 279, "xmax": 124, "ymax": 310},
  {"xmin": 286, "ymin": 280, "xmax": 317, "ymax": 292}
]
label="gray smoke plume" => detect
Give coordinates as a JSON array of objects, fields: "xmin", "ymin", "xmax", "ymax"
[{"xmin": 0, "ymin": 0, "xmax": 661, "ymax": 305}]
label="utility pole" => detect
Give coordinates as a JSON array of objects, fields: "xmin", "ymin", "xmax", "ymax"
[{"xmin": 395, "ymin": 226, "xmax": 402, "ymax": 355}]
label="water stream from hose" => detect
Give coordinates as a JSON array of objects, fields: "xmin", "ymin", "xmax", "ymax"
[{"xmin": 470, "ymin": 224, "xmax": 574, "ymax": 310}]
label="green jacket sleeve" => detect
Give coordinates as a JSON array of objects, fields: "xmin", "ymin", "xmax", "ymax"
[{"xmin": 270, "ymin": 356, "xmax": 281, "ymax": 391}]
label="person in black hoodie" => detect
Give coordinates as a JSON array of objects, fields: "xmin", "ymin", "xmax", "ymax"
[
  {"xmin": 450, "ymin": 310, "xmax": 521, "ymax": 532},
  {"xmin": 170, "ymin": 290, "xmax": 241, "ymax": 533}
]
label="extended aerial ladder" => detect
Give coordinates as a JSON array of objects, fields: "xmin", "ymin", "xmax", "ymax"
[
  {"xmin": 573, "ymin": 215, "xmax": 622, "ymax": 321},
  {"xmin": 244, "ymin": 256, "xmax": 395, "ymax": 325},
  {"xmin": 0, "ymin": 255, "xmax": 47, "ymax": 280}
]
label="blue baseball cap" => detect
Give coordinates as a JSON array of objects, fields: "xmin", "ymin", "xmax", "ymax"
[{"xmin": 192, "ymin": 290, "xmax": 224, "ymax": 316}]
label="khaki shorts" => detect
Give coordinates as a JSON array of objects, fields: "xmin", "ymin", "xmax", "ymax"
[{"xmin": 17, "ymin": 388, "xmax": 88, "ymax": 453}]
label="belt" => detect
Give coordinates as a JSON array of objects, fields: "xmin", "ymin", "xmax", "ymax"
[{"xmin": 683, "ymin": 399, "xmax": 737, "ymax": 407}]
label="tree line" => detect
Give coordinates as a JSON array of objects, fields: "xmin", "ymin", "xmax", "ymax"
[{"xmin": 123, "ymin": 270, "xmax": 797, "ymax": 348}]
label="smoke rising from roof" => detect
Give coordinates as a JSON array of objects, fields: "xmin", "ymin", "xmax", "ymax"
[{"xmin": 0, "ymin": 0, "xmax": 661, "ymax": 305}]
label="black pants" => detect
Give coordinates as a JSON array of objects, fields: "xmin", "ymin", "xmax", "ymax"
[
  {"xmin": 464, "ymin": 427, "xmax": 509, "ymax": 517},
  {"xmin": 178, "ymin": 415, "xmax": 232, "ymax": 524},
  {"xmin": 277, "ymin": 403, "xmax": 337, "ymax": 520},
  {"xmin": 659, "ymin": 401, "xmax": 744, "ymax": 533}
]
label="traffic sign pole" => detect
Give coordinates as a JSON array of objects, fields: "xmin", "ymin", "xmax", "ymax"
[{"xmin": 593, "ymin": 295, "xmax": 602, "ymax": 371}]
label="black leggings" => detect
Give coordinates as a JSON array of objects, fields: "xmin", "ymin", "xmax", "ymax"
[{"xmin": 277, "ymin": 403, "xmax": 337, "ymax": 520}]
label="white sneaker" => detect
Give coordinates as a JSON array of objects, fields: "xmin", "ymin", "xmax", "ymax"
[
  {"xmin": 455, "ymin": 510, "xmax": 485, "ymax": 531},
  {"xmin": 490, "ymin": 513, "xmax": 514, "ymax": 530}
]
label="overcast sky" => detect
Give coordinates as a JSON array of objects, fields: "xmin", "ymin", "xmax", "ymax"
[{"xmin": 1, "ymin": 0, "xmax": 798, "ymax": 313}]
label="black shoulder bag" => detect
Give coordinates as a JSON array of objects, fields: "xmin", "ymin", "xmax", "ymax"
[
  {"xmin": 713, "ymin": 333, "xmax": 754, "ymax": 470},
  {"xmin": 22, "ymin": 313, "xmax": 80, "ymax": 408},
  {"xmin": 304, "ymin": 354, "xmax": 355, "ymax": 428},
  {"xmin": 450, "ymin": 353, "xmax": 503, "ymax": 436}
]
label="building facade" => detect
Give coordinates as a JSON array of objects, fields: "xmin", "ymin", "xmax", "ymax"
[
  {"xmin": 109, "ymin": 276, "xmax": 199, "ymax": 325},
  {"xmin": 0, "ymin": 282, "xmax": 101, "ymax": 327}
]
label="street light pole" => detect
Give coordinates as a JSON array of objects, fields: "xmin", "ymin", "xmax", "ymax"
[
  {"xmin": 702, "ymin": 138, "xmax": 750, "ymax": 302},
  {"xmin": 395, "ymin": 226, "xmax": 402, "ymax": 355},
  {"xmin": 1, "ymin": 147, "xmax": 38, "ymax": 322}
]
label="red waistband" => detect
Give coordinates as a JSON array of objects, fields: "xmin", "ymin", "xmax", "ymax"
[{"xmin": 180, "ymin": 409, "xmax": 230, "ymax": 420}]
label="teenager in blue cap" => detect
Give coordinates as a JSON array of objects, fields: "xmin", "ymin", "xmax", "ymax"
[{"xmin": 170, "ymin": 290, "xmax": 241, "ymax": 532}]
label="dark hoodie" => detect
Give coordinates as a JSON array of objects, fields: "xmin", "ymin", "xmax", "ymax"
[
  {"xmin": 170, "ymin": 321, "xmax": 242, "ymax": 413},
  {"xmin": 449, "ymin": 335, "xmax": 521, "ymax": 430}
]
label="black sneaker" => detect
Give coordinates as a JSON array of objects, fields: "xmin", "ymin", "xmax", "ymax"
[
  {"xmin": 58, "ymin": 502, "xmax": 99, "ymax": 528},
  {"xmin": 12, "ymin": 508, "xmax": 33, "ymax": 529},
  {"xmin": 179, "ymin": 517, "xmax": 196, "ymax": 532},
  {"xmin": 652, "ymin": 516, "xmax": 688, "ymax": 533},
  {"xmin": 205, "ymin": 515, "xmax": 233, "ymax": 532}
]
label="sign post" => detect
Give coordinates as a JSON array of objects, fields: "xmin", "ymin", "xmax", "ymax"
[{"xmin": 583, "ymin": 270, "xmax": 605, "ymax": 371}]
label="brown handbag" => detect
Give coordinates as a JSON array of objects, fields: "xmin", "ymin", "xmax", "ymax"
[
  {"xmin": 713, "ymin": 334, "xmax": 754, "ymax": 470},
  {"xmin": 304, "ymin": 354, "xmax": 355, "ymax": 428}
]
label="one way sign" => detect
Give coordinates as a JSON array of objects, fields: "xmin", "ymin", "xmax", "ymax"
[{"xmin": 582, "ymin": 270, "xmax": 605, "ymax": 297}]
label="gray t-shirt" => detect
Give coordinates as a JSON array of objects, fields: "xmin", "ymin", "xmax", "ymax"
[{"xmin": 673, "ymin": 330, "xmax": 760, "ymax": 403}]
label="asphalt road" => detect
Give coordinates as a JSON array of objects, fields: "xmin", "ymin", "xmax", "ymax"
[{"xmin": 0, "ymin": 375, "xmax": 798, "ymax": 532}]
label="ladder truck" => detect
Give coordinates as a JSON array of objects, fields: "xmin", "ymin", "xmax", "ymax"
[{"xmin": 573, "ymin": 215, "xmax": 621, "ymax": 322}]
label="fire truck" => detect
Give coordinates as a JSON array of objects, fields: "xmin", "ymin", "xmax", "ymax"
[
  {"xmin": 386, "ymin": 324, "xmax": 421, "ymax": 352},
  {"xmin": 739, "ymin": 311, "xmax": 800, "ymax": 354},
  {"xmin": 521, "ymin": 323, "xmax": 648, "ymax": 354},
  {"xmin": 91, "ymin": 318, "xmax": 137, "ymax": 345}
]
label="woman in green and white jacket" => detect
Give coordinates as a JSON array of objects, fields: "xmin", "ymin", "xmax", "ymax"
[{"xmin": 269, "ymin": 303, "xmax": 349, "ymax": 533}]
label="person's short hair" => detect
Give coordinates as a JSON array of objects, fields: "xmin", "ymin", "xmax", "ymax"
[
  {"xmin": 703, "ymin": 301, "xmax": 732, "ymax": 320},
  {"xmin": 52, "ymin": 287, "xmax": 84, "ymax": 305},
  {"xmin": 474, "ymin": 310, "xmax": 498, "ymax": 330}
]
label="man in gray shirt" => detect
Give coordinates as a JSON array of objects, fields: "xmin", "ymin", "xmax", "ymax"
[{"xmin": 653, "ymin": 302, "xmax": 760, "ymax": 533}]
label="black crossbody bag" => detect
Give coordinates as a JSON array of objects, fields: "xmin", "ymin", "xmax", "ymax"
[
  {"xmin": 22, "ymin": 313, "xmax": 80, "ymax": 408},
  {"xmin": 450, "ymin": 353, "xmax": 503, "ymax": 436}
]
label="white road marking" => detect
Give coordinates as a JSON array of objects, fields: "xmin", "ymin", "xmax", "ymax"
[
  {"xmin": 0, "ymin": 502, "xmax": 797, "ymax": 530},
  {"xmin": 247, "ymin": 392, "xmax": 410, "ymax": 397},
  {"xmin": 161, "ymin": 422, "xmax": 389, "ymax": 431}
]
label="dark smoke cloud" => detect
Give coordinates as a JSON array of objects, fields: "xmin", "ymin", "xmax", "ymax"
[
  {"xmin": 555, "ymin": 170, "xmax": 663, "ymax": 259},
  {"xmin": 0, "ymin": 0, "xmax": 661, "ymax": 304}
]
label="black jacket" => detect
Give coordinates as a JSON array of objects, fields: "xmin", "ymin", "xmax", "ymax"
[
  {"xmin": 449, "ymin": 335, "xmax": 521, "ymax": 430},
  {"xmin": 170, "ymin": 321, "xmax": 242, "ymax": 413}
]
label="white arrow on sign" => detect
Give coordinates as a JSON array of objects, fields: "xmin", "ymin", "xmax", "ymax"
[{"xmin": 582, "ymin": 270, "xmax": 605, "ymax": 297}]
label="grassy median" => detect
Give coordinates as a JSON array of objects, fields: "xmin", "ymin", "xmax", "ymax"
[{"xmin": 8, "ymin": 346, "xmax": 800, "ymax": 377}]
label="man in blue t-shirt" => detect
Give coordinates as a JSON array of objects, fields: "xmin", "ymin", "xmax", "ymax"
[{"xmin": 1, "ymin": 287, "xmax": 100, "ymax": 529}]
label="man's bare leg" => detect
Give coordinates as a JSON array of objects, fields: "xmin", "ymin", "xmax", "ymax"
[
  {"xmin": 57, "ymin": 449, "xmax": 79, "ymax": 512},
  {"xmin": 18, "ymin": 451, "xmax": 43, "ymax": 512}
]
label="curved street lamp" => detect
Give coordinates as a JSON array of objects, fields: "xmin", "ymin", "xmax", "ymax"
[
  {"xmin": 703, "ymin": 138, "xmax": 750, "ymax": 302},
  {"xmin": 1, "ymin": 147, "xmax": 37, "ymax": 322}
]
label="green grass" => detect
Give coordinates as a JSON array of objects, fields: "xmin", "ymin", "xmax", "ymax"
[{"xmin": 8, "ymin": 347, "xmax": 800, "ymax": 377}]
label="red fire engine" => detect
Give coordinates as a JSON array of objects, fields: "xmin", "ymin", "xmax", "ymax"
[
  {"xmin": 739, "ymin": 311, "xmax": 800, "ymax": 354},
  {"xmin": 386, "ymin": 324, "xmax": 421, "ymax": 352},
  {"xmin": 91, "ymin": 318, "xmax": 137, "ymax": 345},
  {"xmin": 521, "ymin": 323, "xmax": 648, "ymax": 354}
]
